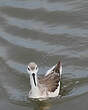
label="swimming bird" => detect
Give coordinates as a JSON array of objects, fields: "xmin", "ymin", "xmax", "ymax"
[{"xmin": 27, "ymin": 61, "xmax": 62, "ymax": 99}]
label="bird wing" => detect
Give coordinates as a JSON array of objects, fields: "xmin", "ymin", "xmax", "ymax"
[
  {"xmin": 45, "ymin": 61, "xmax": 62, "ymax": 76},
  {"xmin": 38, "ymin": 61, "xmax": 62, "ymax": 92},
  {"xmin": 38, "ymin": 72, "xmax": 60, "ymax": 92},
  {"xmin": 45, "ymin": 65, "xmax": 56, "ymax": 76}
]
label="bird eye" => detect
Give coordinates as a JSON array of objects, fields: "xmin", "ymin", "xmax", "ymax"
[
  {"xmin": 28, "ymin": 67, "xmax": 30, "ymax": 71},
  {"xmin": 36, "ymin": 67, "xmax": 38, "ymax": 70}
]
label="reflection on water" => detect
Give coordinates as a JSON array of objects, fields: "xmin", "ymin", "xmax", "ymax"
[
  {"xmin": 32, "ymin": 101, "xmax": 52, "ymax": 110},
  {"xmin": 0, "ymin": 0, "xmax": 88, "ymax": 110},
  {"xmin": 11, "ymin": 97, "xmax": 52, "ymax": 110}
]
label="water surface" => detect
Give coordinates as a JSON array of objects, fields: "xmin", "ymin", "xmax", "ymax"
[{"xmin": 0, "ymin": 0, "xmax": 88, "ymax": 110}]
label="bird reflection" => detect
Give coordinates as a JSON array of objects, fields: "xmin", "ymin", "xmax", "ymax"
[{"xmin": 31, "ymin": 99, "xmax": 52, "ymax": 110}]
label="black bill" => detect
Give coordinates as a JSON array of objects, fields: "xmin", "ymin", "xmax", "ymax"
[{"xmin": 32, "ymin": 73, "xmax": 36, "ymax": 86}]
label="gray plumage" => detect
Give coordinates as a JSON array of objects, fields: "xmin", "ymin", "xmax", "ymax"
[{"xmin": 38, "ymin": 61, "xmax": 61, "ymax": 92}]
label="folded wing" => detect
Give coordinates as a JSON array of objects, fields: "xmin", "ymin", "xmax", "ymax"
[
  {"xmin": 38, "ymin": 61, "xmax": 62, "ymax": 92},
  {"xmin": 45, "ymin": 61, "xmax": 62, "ymax": 76}
]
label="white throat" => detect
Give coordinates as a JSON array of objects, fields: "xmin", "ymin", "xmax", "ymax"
[
  {"xmin": 29, "ymin": 73, "xmax": 41, "ymax": 97},
  {"xmin": 30, "ymin": 73, "xmax": 38, "ymax": 90},
  {"xmin": 30, "ymin": 73, "xmax": 37, "ymax": 86}
]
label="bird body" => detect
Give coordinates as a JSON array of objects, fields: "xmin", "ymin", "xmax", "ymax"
[{"xmin": 27, "ymin": 61, "xmax": 62, "ymax": 99}]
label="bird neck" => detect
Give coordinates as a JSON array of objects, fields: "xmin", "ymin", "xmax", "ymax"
[{"xmin": 30, "ymin": 73, "xmax": 38, "ymax": 90}]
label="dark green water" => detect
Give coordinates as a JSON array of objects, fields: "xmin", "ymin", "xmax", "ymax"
[{"xmin": 0, "ymin": 0, "xmax": 88, "ymax": 110}]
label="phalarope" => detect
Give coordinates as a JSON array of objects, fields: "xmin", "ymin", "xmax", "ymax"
[{"xmin": 27, "ymin": 61, "xmax": 62, "ymax": 99}]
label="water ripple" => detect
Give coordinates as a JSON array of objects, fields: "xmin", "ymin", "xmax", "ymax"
[
  {"xmin": 0, "ymin": 0, "xmax": 75, "ymax": 11},
  {"xmin": 3, "ymin": 15, "xmax": 88, "ymax": 37},
  {"xmin": 0, "ymin": 31, "xmax": 66, "ymax": 55}
]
